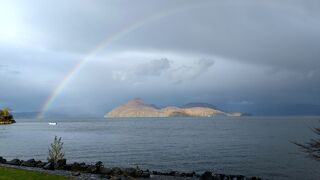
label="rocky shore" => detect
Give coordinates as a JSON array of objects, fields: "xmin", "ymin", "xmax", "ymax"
[
  {"xmin": 0, "ymin": 157, "xmax": 263, "ymax": 180},
  {"xmin": 0, "ymin": 120, "xmax": 16, "ymax": 125}
]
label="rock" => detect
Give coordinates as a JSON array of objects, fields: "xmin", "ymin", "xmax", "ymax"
[
  {"xmin": 36, "ymin": 161, "xmax": 47, "ymax": 168},
  {"xmin": 122, "ymin": 167, "xmax": 150, "ymax": 178},
  {"xmin": 6, "ymin": 159, "xmax": 21, "ymax": 166},
  {"xmin": 55, "ymin": 159, "xmax": 66, "ymax": 169},
  {"xmin": 0, "ymin": 157, "xmax": 6, "ymax": 164},
  {"xmin": 169, "ymin": 171, "xmax": 180, "ymax": 176},
  {"xmin": 152, "ymin": 171, "xmax": 159, "ymax": 175},
  {"xmin": 80, "ymin": 162, "xmax": 86, "ymax": 166},
  {"xmin": 110, "ymin": 176, "xmax": 121, "ymax": 180},
  {"xmin": 70, "ymin": 162, "xmax": 81, "ymax": 171},
  {"xmin": 183, "ymin": 172, "xmax": 196, "ymax": 177},
  {"xmin": 95, "ymin": 161, "xmax": 103, "ymax": 167},
  {"xmin": 71, "ymin": 171, "xmax": 81, "ymax": 176},
  {"xmin": 21, "ymin": 159, "xmax": 37, "ymax": 167},
  {"xmin": 86, "ymin": 165, "xmax": 98, "ymax": 173},
  {"xmin": 201, "ymin": 171, "xmax": 214, "ymax": 180},
  {"xmin": 71, "ymin": 162, "xmax": 87, "ymax": 171},
  {"xmin": 111, "ymin": 167, "xmax": 122, "ymax": 175},
  {"xmin": 95, "ymin": 161, "xmax": 103, "ymax": 173},
  {"xmin": 35, "ymin": 160, "xmax": 42, "ymax": 166},
  {"xmin": 141, "ymin": 171, "xmax": 151, "ymax": 178},
  {"xmin": 43, "ymin": 162, "xmax": 54, "ymax": 170},
  {"xmin": 102, "ymin": 175, "xmax": 112, "ymax": 179},
  {"xmin": 100, "ymin": 167, "xmax": 112, "ymax": 175},
  {"xmin": 249, "ymin": 177, "xmax": 261, "ymax": 180},
  {"xmin": 123, "ymin": 168, "xmax": 136, "ymax": 176},
  {"xmin": 235, "ymin": 175, "xmax": 245, "ymax": 180},
  {"xmin": 64, "ymin": 164, "xmax": 72, "ymax": 171}
]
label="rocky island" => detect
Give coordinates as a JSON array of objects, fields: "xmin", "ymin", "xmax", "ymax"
[
  {"xmin": 0, "ymin": 108, "xmax": 16, "ymax": 125},
  {"xmin": 105, "ymin": 98, "xmax": 246, "ymax": 118}
]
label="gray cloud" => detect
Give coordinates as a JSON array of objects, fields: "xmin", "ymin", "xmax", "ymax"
[
  {"xmin": 0, "ymin": 0, "xmax": 319, "ymax": 116},
  {"xmin": 134, "ymin": 58, "xmax": 171, "ymax": 76},
  {"xmin": 111, "ymin": 57, "xmax": 214, "ymax": 84},
  {"xmin": 170, "ymin": 58, "xmax": 215, "ymax": 83},
  {"xmin": 112, "ymin": 58, "xmax": 171, "ymax": 81}
]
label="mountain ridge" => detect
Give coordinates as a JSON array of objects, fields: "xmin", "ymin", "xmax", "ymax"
[{"xmin": 105, "ymin": 99, "xmax": 246, "ymax": 118}]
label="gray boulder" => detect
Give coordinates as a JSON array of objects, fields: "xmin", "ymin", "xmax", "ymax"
[
  {"xmin": 71, "ymin": 162, "xmax": 88, "ymax": 171},
  {"xmin": 100, "ymin": 167, "xmax": 112, "ymax": 175},
  {"xmin": 36, "ymin": 161, "xmax": 47, "ymax": 168},
  {"xmin": 71, "ymin": 171, "xmax": 81, "ymax": 176},
  {"xmin": 123, "ymin": 167, "xmax": 136, "ymax": 176},
  {"xmin": 86, "ymin": 165, "xmax": 98, "ymax": 173},
  {"xmin": 111, "ymin": 167, "xmax": 122, "ymax": 175},
  {"xmin": 21, "ymin": 159, "xmax": 37, "ymax": 167},
  {"xmin": 6, "ymin": 159, "xmax": 21, "ymax": 166},
  {"xmin": 43, "ymin": 162, "xmax": 54, "ymax": 170}
]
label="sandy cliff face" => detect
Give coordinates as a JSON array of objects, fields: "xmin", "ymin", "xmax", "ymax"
[
  {"xmin": 105, "ymin": 98, "xmax": 164, "ymax": 117},
  {"xmin": 105, "ymin": 99, "xmax": 244, "ymax": 118}
]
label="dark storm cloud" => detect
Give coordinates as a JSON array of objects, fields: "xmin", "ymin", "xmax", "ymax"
[
  {"xmin": 6, "ymin": 0, "xmax": 318, "ymax": 72},
  {"xmin": 0, "ymin": 0, "xmax": 320, "ymax": 115},
  {"xmin": 14, "ymin": 0, "xmax": 318, "ymax": 73}
]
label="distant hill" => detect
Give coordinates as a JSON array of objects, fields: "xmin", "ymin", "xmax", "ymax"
[
  {"xmin": 12, "ymin": 111, "xmax": 40, "ymax": 119},
  {"xmin": 105, "ymin": 98, "xmax": 246, "ymax": 118}
]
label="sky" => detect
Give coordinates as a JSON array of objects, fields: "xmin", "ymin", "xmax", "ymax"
[{"xmin": 0, "ymin": 0, "xmax": 320, "ymax": 117}]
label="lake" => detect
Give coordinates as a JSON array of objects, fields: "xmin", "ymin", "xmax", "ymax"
[{"xmin": 0, "ymin": 116, "xmax": 319, "ymax": 179}]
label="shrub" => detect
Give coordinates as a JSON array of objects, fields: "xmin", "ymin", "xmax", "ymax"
[
  {"xmin": 294, "ymin": 125, "xmax": 320, "ymax": 161},
  {"xmin": 48, "ymin": 136, "xmax": 65, "ymax": 163}
]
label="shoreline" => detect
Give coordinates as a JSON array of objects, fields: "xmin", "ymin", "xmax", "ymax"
[
  {"xmin": 0, "ymin": 122, "xmax": 15, "ymax": 125},
  {"xmin": 0, "ymin": 157, "xmax": 263, "ymax": 180},
  {"xmin": 0, "ymin": 120, "xmax": 16, "ymax": 125}
]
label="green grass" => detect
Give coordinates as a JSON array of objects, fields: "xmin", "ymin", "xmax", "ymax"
[{"xmin": 0, "ymin": 166, "xmax": 71, "ymax": 180}]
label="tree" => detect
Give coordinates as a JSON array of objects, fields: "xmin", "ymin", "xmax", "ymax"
[
  {"xmin": 294, "ymin": 125, "xmax": 320, "ymax": 161},
  {"xmin": 2, "ymin": 108, "xmax": 11, "ymax": 121},
  {"xmin": 0, "ymin": 108, "xmax": 15, "ymax": 123},
  {"xmin": 48, "ymin": 136, "xmax": 65, "ymax": 163}
]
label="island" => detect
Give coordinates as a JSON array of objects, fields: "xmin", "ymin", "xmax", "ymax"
[
  {"xmin": 0, "ymin": 108, "xmax": 16, "ymax": 124},
  {"xmin": 105, "ymin": 98, "xmax": 247, "ymax": 118}
]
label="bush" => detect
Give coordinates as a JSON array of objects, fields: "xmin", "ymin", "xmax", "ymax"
[{"xmin": 48, "ymin": 136, "xmax": 65, "ymax": 163}]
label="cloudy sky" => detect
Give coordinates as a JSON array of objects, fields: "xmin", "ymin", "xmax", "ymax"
[{"xmin": 0, "ymin": 0, "xmax": 320, "ymax": 116}]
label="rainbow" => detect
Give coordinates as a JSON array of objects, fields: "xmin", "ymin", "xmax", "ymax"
[{"xmin": 37, "ymin": 6, "xmax": 196, "ymax": 119}]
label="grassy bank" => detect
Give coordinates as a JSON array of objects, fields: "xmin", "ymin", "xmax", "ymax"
[{"xmin": 0, "ymin": 166, "xmax": 70, "ymax": 180}]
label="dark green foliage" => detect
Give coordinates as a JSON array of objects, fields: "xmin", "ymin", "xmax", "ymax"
[{"xmin": 0, "ymin": 108, "xmax": 16, "ymax": 124}]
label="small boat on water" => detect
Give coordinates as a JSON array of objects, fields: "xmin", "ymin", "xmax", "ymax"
[{"xmin": 48, "ymin": 122, "xmax": 57, "ymax": 125}]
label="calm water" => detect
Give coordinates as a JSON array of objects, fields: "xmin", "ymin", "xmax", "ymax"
[{"xmin": 0, "ymin": 117, "xmax": 319, "ymax": 179}]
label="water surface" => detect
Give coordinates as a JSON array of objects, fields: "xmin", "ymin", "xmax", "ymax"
[{"xmin": 0, "ymin": 116, "xmax": 319, "ymax": 179}]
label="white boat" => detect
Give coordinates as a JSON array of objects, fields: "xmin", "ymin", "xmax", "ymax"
[{"xmin": 48, "ymin": 122, "xmax": 57, "ymax": 125}]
